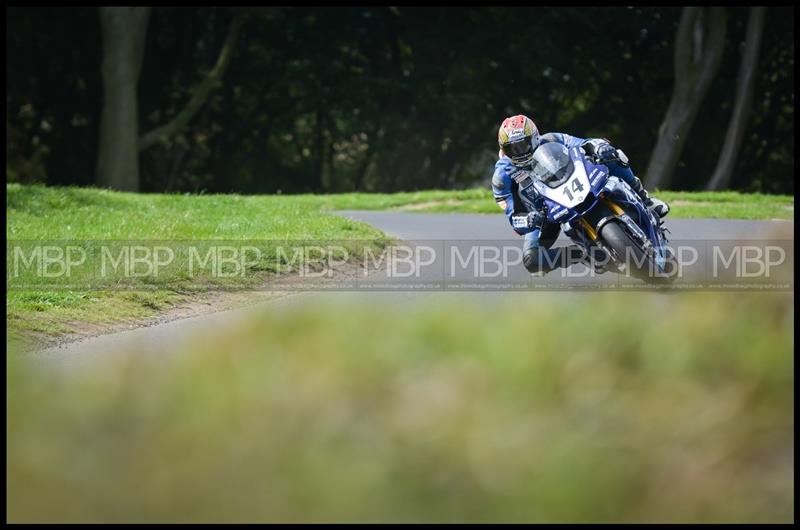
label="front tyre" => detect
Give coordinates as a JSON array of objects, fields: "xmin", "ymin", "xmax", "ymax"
[{"xmin": 600, "ymin": 221, "xmax": 668, "ymax": 283}]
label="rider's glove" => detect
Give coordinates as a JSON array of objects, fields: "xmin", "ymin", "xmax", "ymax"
[
  {"xmin": 511, "ymin": 210, "xmax": 544, "ymax": 230},
  {"xmin": 584, "ymin": 139, "xmax": 625, "ymax": 166},
  {"xmin": 595, "ymin": 143, "xmax": 619, "ymax": 164}
]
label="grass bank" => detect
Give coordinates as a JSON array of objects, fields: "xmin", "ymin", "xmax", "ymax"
[{"xmin": 7, "ymin": 184, "xmax": 388, "ymax": 345}]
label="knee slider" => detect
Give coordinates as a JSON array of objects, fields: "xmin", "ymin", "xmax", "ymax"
[
  {"xmin": 524, "ymin": 247, "xmax": 561, "ymax": 273},
  {"xmin": 523, "ymin": 248, "xmax": 543, "ymax": 273}
]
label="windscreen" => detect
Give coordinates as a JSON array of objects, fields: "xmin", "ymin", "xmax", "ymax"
[{"xmin": 530, "ymin": 143, "xmax": 574, "ymax": 188}]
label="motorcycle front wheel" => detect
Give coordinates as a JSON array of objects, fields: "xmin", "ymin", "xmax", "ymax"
[{"xmin": 599, "ymin": 221, "xmax": 671, "ymax": 283}]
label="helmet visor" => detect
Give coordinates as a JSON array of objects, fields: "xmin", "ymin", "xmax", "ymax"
[{"xmin": 502, "ymin": 138, "xmax": 533, "ymax": 160}]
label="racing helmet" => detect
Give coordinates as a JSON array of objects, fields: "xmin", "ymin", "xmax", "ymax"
[{"xmin": 497, "ymin": 114, "xmax": 540, "ymax": 167}]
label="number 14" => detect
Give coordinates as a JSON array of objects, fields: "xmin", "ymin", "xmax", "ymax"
[{"xmin": 563, "ymin": 177, "xmax": 584, "ymax": 201}]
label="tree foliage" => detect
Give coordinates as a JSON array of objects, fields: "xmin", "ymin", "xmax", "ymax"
[{"xmin": 6, "ymin": 6, "xmax": 794, "ymax": 194}]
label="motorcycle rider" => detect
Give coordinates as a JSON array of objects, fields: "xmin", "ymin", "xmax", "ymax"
[{"xmin": 491, "ymin": 114, "xmax": 669, "ymax": 274}]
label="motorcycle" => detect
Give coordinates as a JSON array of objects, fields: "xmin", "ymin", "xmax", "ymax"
[{"xmin": 515, "ymin": 142, "xmax": 676, "ymax": 282}]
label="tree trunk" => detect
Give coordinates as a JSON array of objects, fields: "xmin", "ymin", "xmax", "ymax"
[
  {"xmin": 354, "ymin": 148, "xmax": 375, "ymax": 192},
  {"xmin": 645, "ymin": 7, "xmax": 727, "ymax": 190},
  {"xmin": 706, "ymin": 7, "xmax": 766, "ymax": 191},
  {"xmin": 310, "ymin": 107, "xmax": 324, "ymax": 192},
  {"xmin": 325, "ymin": 133, "xmax": 335, "ymax": 192},
  {"xmin": 95, "ymin": 7, "xmax": 151, "ymax": 191},
  {"xmin": 138, "ymin": 13, "xmax": 244, "ymax": 152}
]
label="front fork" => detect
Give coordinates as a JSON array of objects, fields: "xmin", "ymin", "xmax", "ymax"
[
  {"xmin": 597, "ymin": 193, "xmax": 671, "ymax": 270},
  {"xmin": 573, "ymin": 195, "xmax": 625, "ymax": 244},
  {"xmin": 570, "ymin": 194, "xmax": 661, "ymax": 270},
  {"xmin": 576, "ymin": 195, "xmax": 623, "ymax": 242}
]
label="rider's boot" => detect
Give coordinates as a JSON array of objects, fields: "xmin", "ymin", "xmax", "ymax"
[
  {"xmin": 573, "ymin": 246, "xmax": 614, "ymax": 274},
  {"xmin": 629, "ymin": 176, "xmax": 669, "ymax": 218},
  {"xmin": 558, "ymin": 245, "xmax": 609, "ymax": 274}
]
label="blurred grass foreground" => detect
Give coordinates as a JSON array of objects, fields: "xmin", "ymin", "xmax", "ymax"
[{"xmin": 8, "ymin": 292, "xmax": 794, "ymax": 523}]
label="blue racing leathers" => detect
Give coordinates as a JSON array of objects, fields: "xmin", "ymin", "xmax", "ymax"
[{"xmin": 491, "ymin": 132, "xmax": 638, "ymax": 273}]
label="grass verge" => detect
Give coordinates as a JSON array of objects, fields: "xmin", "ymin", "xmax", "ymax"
[{"xmin": 319, "ymin": 189, "xmax": 794, "ymax": 220}]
